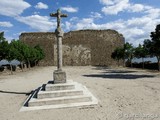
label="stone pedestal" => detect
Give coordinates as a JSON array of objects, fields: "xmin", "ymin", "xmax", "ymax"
[
  {"xmin": 53, "ymin": 70, "xmax": 66, "ymax": 84},
  {"xmin": 20, "ymin": 80, "xmax": 98, "ymax": 111}
]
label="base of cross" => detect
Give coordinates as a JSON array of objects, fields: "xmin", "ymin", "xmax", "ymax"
[{"xmin": 53, "ymin": 70, "xmax": 66, "ymax": 84}]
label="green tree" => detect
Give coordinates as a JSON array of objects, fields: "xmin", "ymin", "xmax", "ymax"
[
  {"xmin": 134, "ymin": 44, "xmax": 148, "ymax": 69},
  {"xmin": 27, "ymin": 47, "xmax": 37, "ymax": 67},
  {"xmin": 22, "ymin": 44, "xmax": 45, "ymax": 68},
  {"xmin": 111, "ymin": 47, "xmax": 124, "ymax": 66},
  {"xmin": 9, "ymin": 40, "xmax": 27, "ymax": 71},
  {"xmin": 23, "ymin": 44, "xmax": 32, "ymax": 69},
  {"xmin": 147, "ymin": 24, "xmax": 160, "ymax": 71},
  {"xmin": 0, "ymin": 32, "xmax": 5, "ymax": 41},
  {"xmin": 7, "ymin": 41, "xmax": 21, "ymax": 74},
  {"xmin": 34, "ymin": 45, "xmax": 45, "ymax": 65},
  {"xmin": 0, "ymin": 32, "xmax": 9, "ymax": 60},
  {"xmin": 124, "ymin": 42, "xmax": 135, "ymax": 67}
]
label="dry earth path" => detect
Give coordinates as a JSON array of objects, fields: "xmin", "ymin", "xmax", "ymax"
[{"xmin": 0, "ymin": 66, "xmax": 160, "ymax": 120}]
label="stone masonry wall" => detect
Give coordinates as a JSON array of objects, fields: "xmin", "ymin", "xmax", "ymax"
[{"xmin": 20, "ymin": 29, "xmax": 125, "ymax": 66}]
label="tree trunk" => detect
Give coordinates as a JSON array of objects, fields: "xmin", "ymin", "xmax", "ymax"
[
  {"xmin": 27, "ymin": 60, "xmax": 31, "ymax": 69},
  {"xmin": 142, "ymin": 57, "xmax": 144, "ymax": 69},
  {"xmin": 157, "ymin": 57, "xmax": 160, "ymax": 71},
  {"xmin": 123, "ymin": 59, "xmax": 125, "ymax": 67},
  {"xmin": 37, "ymin": 61, "xmax": 40, "ymax": 66},
  {"xmin": 35, "ymin": 61, "xmax": 36, "ymax": 66},
  {"xmin": 9, "ymin": 63, "xmax": 13, "ymax": 75},
  {"xmin": 130, "ymin": 59, "xmax": 133, "ymax": 68},
  {"xmin": 118, "ymin": 60, "xmax": 119, "ymax": 67},
  {"xmin": 20, "ymin": 62, "xmax": 23, "ymax": 72}
]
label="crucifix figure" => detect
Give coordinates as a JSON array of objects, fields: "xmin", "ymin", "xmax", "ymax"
[{"xmin": 50, "ymin": 9, "xmax": 67, "ymax": 83}]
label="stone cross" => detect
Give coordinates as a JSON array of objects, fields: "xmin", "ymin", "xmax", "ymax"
[
  {"xmin": 50, "ymin": 9, "xmax": 67, "ymax": 83},
  {"xmin": 50, "ymin": 9, "xmax": 67, "ymax": 32}
]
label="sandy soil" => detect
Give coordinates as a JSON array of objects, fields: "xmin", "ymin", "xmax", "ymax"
[{"xmin": 0, "ymin": 66, "xmax": 160, "ymax": 120}]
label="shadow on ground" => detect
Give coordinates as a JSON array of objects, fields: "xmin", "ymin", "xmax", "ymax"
[
  {"xmin": 0, "ymin": 90, "xmax": 32, "ymax": 95},
  {"xmin": 0, "ymin": 80, "xmax": 53, "ymax": 96},
  {"xmin": 89, "ymin": 66, "xmax": 155, "ymax": 79},
  {"xmin": 92, "ymin": 66, "xmax": 137, "ymax": 73},
  {"xmin": 83, "ymin": 74, "xmax": 155, "ymax": 79},
  {"xmin": 102, "ymin": 70, "xmax": 137, "ymax": 74}
]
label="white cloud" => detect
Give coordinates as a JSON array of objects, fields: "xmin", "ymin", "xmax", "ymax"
[
  {"xmin": 70, "ymin": 17, "xmax": 79, "ymax": 22},
  {"xmin": 15, "ymin": 15, "xmax": 56, "ymax": 31},
  {"xmin": 99, "ymin": 0, "xmax": 147, "ymax": 15},
  {"xmin": 99, "ymin": 0, "xmax": 118, "ymax": 5},
  {"xmin": 0, "ymin": 21, "xmax": 13, "ymax": 27},
  {"xmin": 66, "ymin": 17, "xmax": 126, "ymax": 31},
  {"xmin": 70, "ymin": 18, "xmax": 95, "ymax": 30},
  {"xmin": 129, "ymin": 4, "xmax": 145, "ymax": 12},
  {"xmin": 90, "ymin": 12, "xmax": 102, "ymax": 19},
  {"xmin": 0, "ymin": 0, "xmax": 31, "ymax": 17},
  {"xmin": 100, "ymin": 0, "xmax": 129, "ymax": 15},
  {"xmin": 95, "ymin": 0, "xmax": 160, "ymax": 46},
  {"xmin": 61, "ymin": 6, "xmax": 78, "ymax": 13},
  {"xmin": 35, "ymin": 2, "xmax": 48, "ymax": 9},
  {"xmin": 123, "ymin": 27, "xmax": 145, "ymax": 38},
  {"xmin": 65, "ymin": 21, "xmax": 72, "ymax": 31},
  {"xmin": 145, "ymin": 8, "xmax": 160, "ymax": 19}
]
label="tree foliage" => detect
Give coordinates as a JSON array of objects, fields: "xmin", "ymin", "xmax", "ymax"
[
  {"xmin": 0, "ymin": 32, "xmax": 9, "ymax": 60},
  {"xmin": 145, "ymin": 24, "xmax": 160, "ymax": 71},
  {"xmin": 0, "ymin": 32, "xmax": 45, "ymax": 73},
  {"xmin": 111, "ymin": 42, "xmax": 135, "ymax": 67},
  {"xmin": 134, "ymin": 44, "xmax": 148, "ymax": 69},
  {"xmin": 111, "ymin": 47, "xmax": 124, "ymax": 66},
  {"xmin": 34, "ymin": 45, "xmax": 45, "ymax": 63},
  {"xmin": 124, "ymin": 42, "xmax": 135, "ymax": 65}
]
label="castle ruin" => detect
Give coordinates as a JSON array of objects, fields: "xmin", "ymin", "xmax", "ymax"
[{"xmin": 20, "ymin": 29, "xmax": 124, "ymax": 66}]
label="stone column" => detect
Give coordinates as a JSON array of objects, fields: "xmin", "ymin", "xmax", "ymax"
[
  {"xmin": 53, "ymin": 28, "xmax": 66, "ymax": 83},
  {"xmin": 50, "ymin": 9, "xmax": 67, "ymax": 84},
  {"xmin": 57, "ymin": 30, "xmax": 63, "ymax": 71}
]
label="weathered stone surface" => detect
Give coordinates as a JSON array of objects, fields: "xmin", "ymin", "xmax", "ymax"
[
  {"xmin": 53, "ymin": 70, "xmax": 66, "ymax": 83},
  {"xmin": 54, "ymin": 45, "xmax": 91, "ymax": 66},
  {"xmin": 20, "ymin": 29, "xmax": 125, "ymax": 66},
  {"xmin": 45, "ymin": 83, "xmax": 75, "ymax": 91}
]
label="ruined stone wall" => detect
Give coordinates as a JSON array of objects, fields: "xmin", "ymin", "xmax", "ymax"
[{"xmin": 20, "ymin": 29, "xmax": 125, "ymax": 66}]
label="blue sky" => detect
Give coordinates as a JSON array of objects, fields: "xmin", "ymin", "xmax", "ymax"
[{"xmin": 0, "ymin": 0, "xmax": 160, "ymax": 46}]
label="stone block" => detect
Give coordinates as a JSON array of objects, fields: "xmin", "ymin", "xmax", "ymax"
[
  {"xmin": 37, "ymin": 90, "xmax": 83, "ymax": 99},
  {"xmin": 29, "ymin": 95, "xmax": 92, "ymax": 107},
  {"xmin": 46, "ymin": 83, "xmax": 75, "ymax": 91},
  {"xmin": 53, "ymin": 70, "xmax": 66, "ymax": 83}
]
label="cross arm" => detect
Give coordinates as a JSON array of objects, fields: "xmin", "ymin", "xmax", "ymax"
[
  {"xmin": 50, "ymin": 13, "xmax": 57, "ymax": 17},
  {"xmin": 60, "ymin": 14, "xmax": 68, "ymax": 17}
]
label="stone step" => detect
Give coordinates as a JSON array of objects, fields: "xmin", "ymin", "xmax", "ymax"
[
  {"xmin": 38, "ymin": 90, "xmax": 83, "ymax": 99},
  {"xmin": 29, "ymin": 95, "xmax": 92, "ymax": 107},
  {"xmin": 45, "ymin": 83, "xmax": 75, "ymax": 91}
]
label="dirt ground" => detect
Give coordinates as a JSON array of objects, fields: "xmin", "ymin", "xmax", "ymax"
[{"xmin": 0, "ymin": 66, "xmax": 160, "ymax": 120}]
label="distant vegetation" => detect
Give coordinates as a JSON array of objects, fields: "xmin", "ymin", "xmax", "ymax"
[
  {"xmin": 112, "ymin": 24, "xmax": 160, "ymax": 71},
  {"xmin": 0, "ymin": 32, "xmax": 45, "ymax": 74}
]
